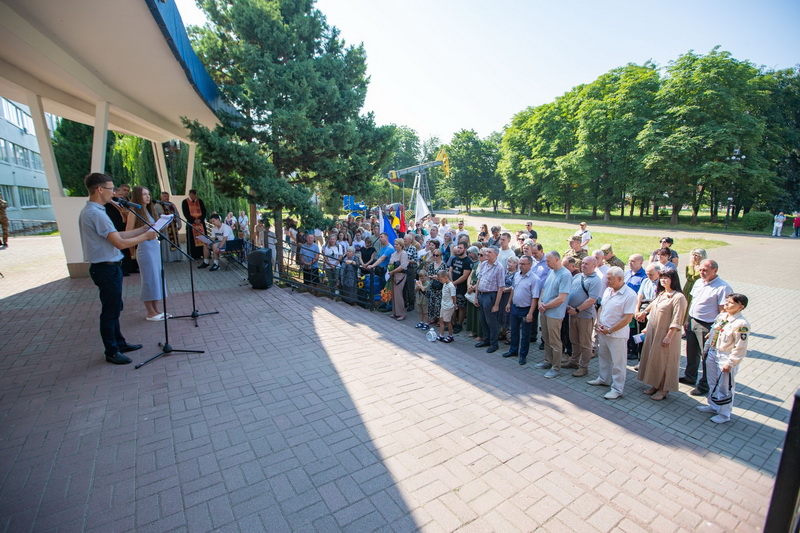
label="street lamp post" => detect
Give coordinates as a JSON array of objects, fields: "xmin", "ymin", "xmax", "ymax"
[{"xmin": 725, "ymin": 149, "xmax": 745, "ymax": 230}]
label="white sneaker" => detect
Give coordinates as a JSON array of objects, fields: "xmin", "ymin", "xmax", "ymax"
[
  {"xmin": 534, "ymin": 362, "xmax": 552, "ymax": 369},
  {"xmin": 544, "ymin": 368, "xmax": 560, "ymax": 378},
  {"xmin": 710, "ymin": 415, "xmax": 730, "ymax": 424},
  {"xmin": 696, "ymin": 405, "xmax": 717, "ymax": 413},
  {"xmin": 587, "ymin": 378, "xmax": 608, "ymax": 386},
  {"xmin": 604, "ymin": 390, "xmax": 622, "ymax": 400}
]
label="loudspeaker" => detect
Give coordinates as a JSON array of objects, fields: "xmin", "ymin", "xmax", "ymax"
[{"xmin": 247, "ymin": 248, "xmax": 272, "ymax": 289}]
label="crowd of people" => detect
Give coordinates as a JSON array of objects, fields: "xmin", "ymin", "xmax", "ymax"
[{"xmin": 283, "ymin": 215, "xmax": 750, "ymax": 425}]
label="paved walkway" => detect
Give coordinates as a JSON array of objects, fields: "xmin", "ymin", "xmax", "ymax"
[{"xmin": 0, "ymin": 230, "xmax": 797, "ymax": 532}]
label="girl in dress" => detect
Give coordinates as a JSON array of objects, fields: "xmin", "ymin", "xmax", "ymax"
[{"xmin": 126, "ymin": 186, "xmax": 168, "ymax": 320}]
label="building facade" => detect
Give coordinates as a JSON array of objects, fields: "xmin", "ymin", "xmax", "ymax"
[{"xmin": 0, "ymin": 97, "xmax": 58, "ymax": 232}]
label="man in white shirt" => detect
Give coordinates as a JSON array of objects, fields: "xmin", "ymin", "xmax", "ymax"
[
  {"xmin": 497, "ymin": 232, "xmax": 516, "ymax": 268},
  {"xmin": 575, "ymin": 222, "xmax": 592, "ymax": 251},
  {"xmin": 199, "ymin": 214, "xmax": 235, "ymax": 271},
  {"xmin": 588, "ymin": 267, "xmax": 637, "ymax": 399}
]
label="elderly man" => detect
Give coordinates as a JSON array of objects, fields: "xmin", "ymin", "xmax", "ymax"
[
  {"xmin": 536, "ymin": 251, "xmax": 572, "ymax": 378},
  {"xmin": 601, "ymin": 244, "xmax": 625, "ymax": 269},
  {"xmin": 449, "ymin": 242, "xmax": 473, "ymax": 333},
  {"xmin": 502, "ymin": 255, "xmax": 540, "ymax": 365},
  {"xmin": 588, "ymin": 267, "xmax": 637, "ymax": 399},
  {"xmin": 474, "ymin": 246, "xmax": 505, "ymax": 353},
  {"xmin": 530, "ymin": 243, "xmax": 550, "ymax": 348},
  {"xmin": 564, "ymin": 256, "xmax": 601, "ymax": 377},
  {"xmin": 681, "ymin": 259, "xmax": 732, "ymax": 395},
  {"xmin": 403, "ymin": 234, "xmax": 419, "ymax": 311}
]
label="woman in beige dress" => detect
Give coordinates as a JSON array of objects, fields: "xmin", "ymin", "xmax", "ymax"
[{"xmin": 636, "ymin": 268, "xmax": 687, "ymax": 401}]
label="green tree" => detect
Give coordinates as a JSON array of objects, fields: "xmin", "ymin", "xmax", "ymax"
[
  {"xmin": 52, "ymin": 119, "xmax": 113, "ymax": 196},
  {"xmin": 498, "ymin": 107, "xmax": 535, "ymax": 215},
  {"xmin": 184, "ymin": 0, "xmax": 394, "ymax": 264},
  {"xmin": 639, "ymin": 48, "xmax": 768, "ymax": 224},
  {"xmin": 483, "ymin": 132, "xmax": 505, "ymax": 213},
  {"xmin": 388, "ymin": 125, "xmax": 421, "ymax": 179},
  {"xmin": 444, "ymin": 129, "xmax": 496, "ymax": 212},
  {"xmin": 567, "ymin": 63, "xmax": 660, "ymax": 220}
]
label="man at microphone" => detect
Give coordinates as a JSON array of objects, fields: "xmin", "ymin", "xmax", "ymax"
[{"xmin": 79, "ymin": 173, "xmax": 158, "ymax": 364}]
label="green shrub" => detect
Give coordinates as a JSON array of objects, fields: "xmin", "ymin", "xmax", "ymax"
[{"xmin": 741, "ymin": 211, "xmax": 774, "ymax": 231}]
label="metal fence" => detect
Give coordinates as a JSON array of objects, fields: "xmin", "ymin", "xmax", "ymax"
[{"xmin": 260, "ymin": 235, "xmax": 382, "ymax": 311}]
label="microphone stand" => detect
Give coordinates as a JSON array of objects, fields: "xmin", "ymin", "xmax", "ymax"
[
  {"xmin": 162, "ymin": 203, "xmax": 219, "ymax": 327},
  {"xmin": 117, "ymin": 201, "xmax": 204, "ymax": 369}
]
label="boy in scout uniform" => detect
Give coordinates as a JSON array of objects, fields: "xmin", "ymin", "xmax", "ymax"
[{"xmin": 696, "ymin": 293, "xmax": 750, "ymax": 424}]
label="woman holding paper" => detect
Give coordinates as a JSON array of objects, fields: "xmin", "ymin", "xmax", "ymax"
[{"xmin": 126, "ymin": 186, "xmax": 169, "ymax": 320}]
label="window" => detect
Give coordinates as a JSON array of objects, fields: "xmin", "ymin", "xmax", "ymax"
[
  {"xmin": 0, "ymin": 139, "xmax": 8, "ymax": 163},
  {"xmin": 13, "ymin": 144, "xmax": 29, "ymax": 167},
  {"xmin": 0, "ymin": 185, "xmax": 14, "ymax": 208},
  {"xmin": 2, "ymin": 99, "xmax": 26, "ymax": 130},
  {"xmin": 18, "ymin": 187, "xmax": 36, "ymax": 207},
  {"xmin": 31, "ymin": 152, "xmax": 43, "ymax": 171},
  {"xmin": 36, "ymin": 188, "xmax": 51, "ymax": 206}
]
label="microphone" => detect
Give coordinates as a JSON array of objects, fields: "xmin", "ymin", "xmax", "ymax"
[
  {"xmin": 153, "ymin": 200, "xmax": 171, "ymax": 206},
  {"xmin": 112, "ymin": 197, "xmax": 142, "ymax": 209}
]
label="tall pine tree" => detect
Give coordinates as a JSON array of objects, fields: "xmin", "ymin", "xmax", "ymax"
[{"xmin": 184, "ymin": 0, "xmax": 394, "ymax": 266}]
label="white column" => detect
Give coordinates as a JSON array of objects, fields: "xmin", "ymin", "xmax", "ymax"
[
  {"xmin": 91, "ymin": 101, "xmax": 109, "ymax": 173},
  {"xmin": 25, "ymin": 92, "xmax": 63, "ymax": 197},
  {"xmin": 26, "ymin": 91, "xmax": 88, "ymax": 277},
  {"xmin": 184, "ymin": 142, "xmax": 196, "ymax": 194},
  {"xmin": 152, "ymin": 141, "xmax": 171, "ymax": 194}
]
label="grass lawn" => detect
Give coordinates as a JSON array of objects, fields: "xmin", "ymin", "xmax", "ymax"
[
  {"xmin": 466, "ymin": 206, "xmax": 780, "ymax": 236},
  {"xmin": 466, "ymin": 222, "xmax": 729, "ymax": 265}
]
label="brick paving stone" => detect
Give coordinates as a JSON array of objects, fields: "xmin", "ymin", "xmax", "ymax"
[{"xmin": 0, "ymin": 235, "xmax": 792, "ymax": 531}]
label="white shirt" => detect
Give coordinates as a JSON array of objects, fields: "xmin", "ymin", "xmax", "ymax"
[
  {"xmin": 212, "ymin": 223, "xmax": 234, "ymax": 242},
  {"xmin": 455, "ymin": 229, "xmax": 470, "ymax": 242},
  {"xmin": 575, "ymin": 229, "xmax": 592, "ymax": 250},
  {"xmin": 497, "ymin": 248, "xmax": 515, "ymax": 269},
  {"xmin": 598, "ymin": 285, "xmax": 637, "ymax": 338}
]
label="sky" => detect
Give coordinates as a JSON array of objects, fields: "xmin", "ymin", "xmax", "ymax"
[{"xmin": 174, "ymin": 0, "xmax": 800, "ymax": 145}]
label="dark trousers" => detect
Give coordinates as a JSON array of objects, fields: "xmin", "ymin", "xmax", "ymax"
[
  {"xmin": 530, "ymin": 306, "xmax": 540, "ymax": 343},
  {"xmin": 685, "ymin": 317, "xmax": 712, "ymax": 393},
  {"xmin": 561, "ymin": 314, "xmax": 572, "ymax": 355},
  {"xmin": 509, "ymin": 304, "xmax": 532, "ymax": 361},
  {"xmin": 302, "ymin": 267, "xmax": 320, "ymax": 286},
  {"xmin": 89, "ymin": 263, "xmax": 126, "ymax": 356},
  {"xmin": 478, "ymin": 292, "xmax": 500, "ymax": 348},
  {"xmin": 403, "ymin": 265, "xmax": 417, "ymax": 310}
]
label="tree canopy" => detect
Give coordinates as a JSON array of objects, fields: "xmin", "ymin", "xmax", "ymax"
[{"xmin": 184, "ymin": 0, "xmax": 395, "ymax": 230}]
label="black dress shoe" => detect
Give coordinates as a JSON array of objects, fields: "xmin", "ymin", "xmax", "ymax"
[
  {"xmin": 198, "ymin": 262, "xmax": 209, "ymax": 269},
  {"xmin": 474, "ymin": 341, "xmax": 490, "ymax": 348},
  {"xmin": 502, "ymin": 350, "xmax": 518, "ymax": 358},
  {"xmin": 519, "ymin": 358, "xmax": 527, "ymax": 365},
  {"xmin": 690, "ymin": 388, "xmax": 707, "ymax": 396},
  {"xmin": 678, "ymin": 376, "xmax": 694, "ymax": 385},
  {"xmin": 105, "ymin": 352, "xmax": 132, "ymax": 365},
  {"xmin": 538, "ymin": 341, "xmax": 545, "ymax": 350},
  {"xmin": 486, "ymin": 346, "xmax": 498, "ymax": 354},
  {"xmin": 119, "ymin": 343, "xmax": 143, "ymax": 353}
]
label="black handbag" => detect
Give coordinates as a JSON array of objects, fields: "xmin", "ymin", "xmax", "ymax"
[{"xmin": 708, "ymin": 372, "xmax": 733, "ymax": 405}]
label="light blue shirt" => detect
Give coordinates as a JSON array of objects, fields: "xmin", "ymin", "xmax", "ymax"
[
  {"xmin": 79, "ymin": 201, "xmax": 123, "ymax": 263},
  {"xmin": 530, "ymin": 256, "xmax": 550, "ymax": 296},
  {"xmin": 541, "ymin": 267, "xmax": 572, "ymax": 319}
]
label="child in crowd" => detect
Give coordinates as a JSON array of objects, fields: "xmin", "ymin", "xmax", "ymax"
[
  {"xmin": 438, "ymin": 271, "xmax": 456, "ymax": 343},
  {"xmin": 415, "ymin": 271, "xmax": 431, "ymax": 330}
]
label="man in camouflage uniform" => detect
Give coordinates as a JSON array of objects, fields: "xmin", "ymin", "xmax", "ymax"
[
  {"xmin": 0, "ymin": 191, "xmax": 8, "ymax": 246},
  {"xmin": 564, "ymin": 236, "xmax": 588, "ymax": 270},
  {"xmin": 601, "ymin": 244, "xmax": 625, "ymax": 269}
]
